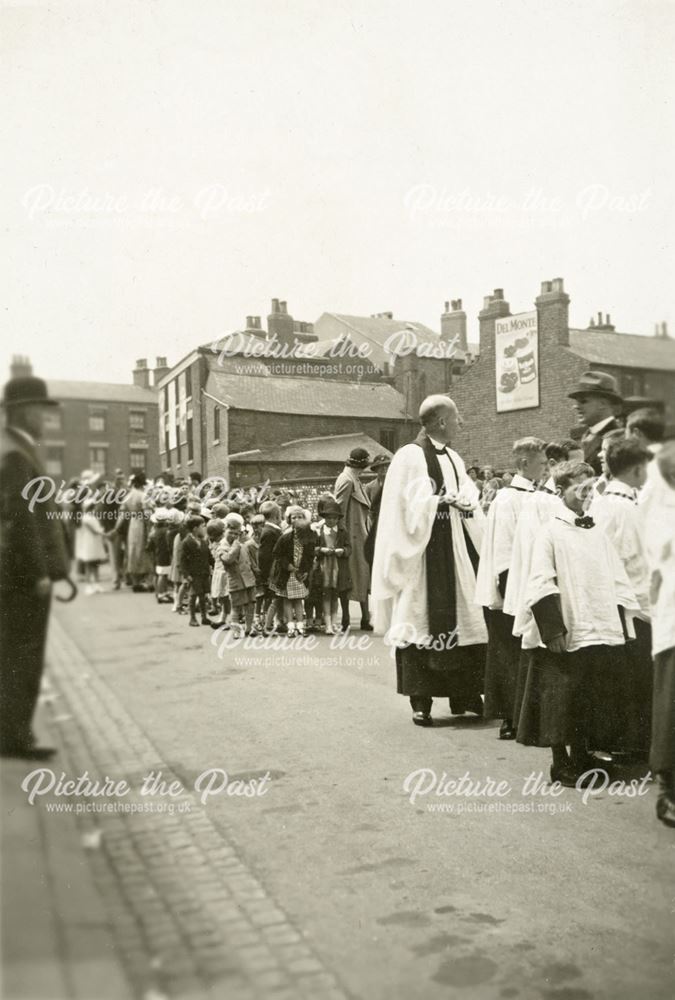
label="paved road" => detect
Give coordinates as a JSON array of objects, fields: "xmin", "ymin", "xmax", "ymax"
[{"xmin": 34, "ymin": 590, "xmax": 675, "ymax": 998}]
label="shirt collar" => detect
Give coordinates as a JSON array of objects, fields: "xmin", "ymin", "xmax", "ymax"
[
  {"xmin": 543, "ymin": 476, "xmax": 556, "ymax": 493},
  {"xmin": 510, "ymin": 473, "xmax": 536, "ymax": 492},
  {"xmin": 426, "ymin": 434, "xmax": 447, "ymax": 451},
  {"xmin": 10, "ymin": 426, "xmax": 36, "ymax": 448},
  {"xmin": 588, "ymin": 415, "xmax": 616, "ymax": 436}
]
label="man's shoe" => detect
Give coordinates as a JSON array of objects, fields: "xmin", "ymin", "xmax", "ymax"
[
  {"xmin": 499, "ymin": 720, "xmax": 516, "ymax": 740},
  {"xmin": 412, "ymin": 712, "xmax": 433, "ymax": 727},
  {"xmin": 1, "ymin": 745, "xmax": 57, "ymax": 761},
  {"xmin": 360, "ymin": 620, "xmax": 374, "ymax": 631},
  {"xmin": 550, "ymin": 764, "xmax": 588, "ymax": 788}
]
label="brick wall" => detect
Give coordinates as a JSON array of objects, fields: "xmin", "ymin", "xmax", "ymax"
[{"xmin": 450, "ymin": 282, "xmax": 592, "ymax": 467}]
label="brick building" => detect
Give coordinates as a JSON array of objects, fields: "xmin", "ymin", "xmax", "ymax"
[
  {"xmin": 7, "ymin": 356, "xmax": 160, "ymax": 481},
  {"xmin": 449, "ymin": 278, "xmax": 675, "ymax": 468}
]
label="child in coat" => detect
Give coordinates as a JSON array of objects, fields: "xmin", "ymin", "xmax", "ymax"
[
  {"xmin": 206, "ymin": 518, "xmax": 229, "ymax": 628},
  {"xmin": 180, "ymin": 516, "xmax": 213, "ymax": 627},
  {"xmin": 147, "ymin": 509, "xmax": 174, "ymax": 604},
  {"xmin": 270, "ymin": 506, "xmax": 316, "ymax": 637},
  {"xmin": 258, "ymin": 501, "xmax": 284, "ymax": 633},
  {"xmin": 76, "ymin": 499, "xmax": 108, "ymax": 594},
  {"xmin": 220, "ymin": 512, "xmax": 257, "ymax": 636},
  {"xmin": 313, "ymin": 499, "xmax": 351, "ymax": 634}
]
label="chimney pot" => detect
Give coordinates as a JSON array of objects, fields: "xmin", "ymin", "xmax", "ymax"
[
  {"xmin": 541, "ymin": 281, "xmax": 552, "ymax": 294},
  {"xmin": 493, "ymin": 288, "xmax": 504, "ymax": 300},
  {"xmin": 156, "ymin": 356, "xmax": 167, "ymax": 367},
  {"xmin": 136, "ymin": 359, "xmax": 147, "ymax": 369},
  {"xmin": 590, "ymin": 317, "xmax": 595, "ymax": 327},
  {"xmin": 663, "ymin": 321, "xmax": 669, "ymax": 338},
  {"xmin": 271, "ymin": 298, "xmax": 280, "ymax": 313},
  {"xmin": 552, "ymin": 277, "xmax": 565, "ymax": 292},
  {"xmin": 279, "ymin": 300, "xmax": 287, "ymax": 314},
  {"xmin": 597, "ymin": 311, "xmax": 603, "ymax": 325},
  {"xmin": 444, "ymin": 301, "xmax": 450, "ymax": 313},
  {"xmin": 457, "ymin": 298, "xmax": 462, "ymax": 310}
]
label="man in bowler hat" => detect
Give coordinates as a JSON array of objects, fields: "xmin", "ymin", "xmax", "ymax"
[
  {"xmin": 0, "ymin": 374, "xmax": 70, "ymax": 759},
  {"xmin": 568, "ymin": 371, "xmax": 624, "ymax": 475}
]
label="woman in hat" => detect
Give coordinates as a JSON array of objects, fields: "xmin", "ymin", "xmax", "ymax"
[
  {"xmin": 364, "ymin": 454, "xmax": 391, "ymax": 569},
  {"xmin": 334, "ymin": 448, "xmax": 372, "ymax": 631},
  {"xmin": 113, "ymin": 473, "xmax": 153, "ymax": 591}
]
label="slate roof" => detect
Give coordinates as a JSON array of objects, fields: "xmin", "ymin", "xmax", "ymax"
[
  {"xmin": 568, "ymin": 329, "xmax": 675, "ymax": 372},
  {"xmin": 47, "ymin": 381, "xmax": 157, "ymax": 404},
  {"xmin": 315, "ymin": 313, "xmax": 466, "ymax": 368},
  {"xmin": 208, "ymin": 371, "xmax": 409, "ymax": 419},
  {"xmin": 230, "ymin": 432, "xmax": 391, "ymax": 465}
]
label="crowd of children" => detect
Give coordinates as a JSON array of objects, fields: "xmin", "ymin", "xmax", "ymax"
[{"xmin": 143, "ymin": 491, "xmax": 352, "ymax": 637}]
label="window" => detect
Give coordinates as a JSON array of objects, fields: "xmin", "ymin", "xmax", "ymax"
[
  {"xmin": 213, "ymin": 406, "xmax": 220, "ymax": 441},
  {"xmin": 379, "ymin": 428, "xmax": 396, "ymax": 452},
  {"xmin": 185, "ymin": 367, "xmax": 192, "ymax": 398},
  {"xmin": 129, "ymin": 450, "xmax": 147, "ymax": 472},
  {"xmin": 89, "ymin": 446, "xmax": 107, "ymax": 475},
  {"xmin": 620, "ymin": 372, "xmax": 645, "ymax": 397},
  {"xmin": 89, "ymin": 408, "xmax": 106, "ymax": 432},
  {"xmin": 45, "ymin": 446, "xmax": 63, "ymax": 476},
  {"xmin": 186, "ymin": 417, "xmax": 194, "ymax": 462},
  {"xmin": 43, "ymin": 410, "xmax": 62, "ymax": 432},
  {"xmin": 129, "ymin": 410, "xmax": 146, "ymax": 431}
]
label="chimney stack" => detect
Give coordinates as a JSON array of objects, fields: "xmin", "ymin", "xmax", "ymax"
[
  {"xmin": 535, "ymin": 276, "xmax": 570, "ymax": 347},
  {"xmin": 268, "ymin": 297, "xmax": 295, "ymax": 346},
  {"xmin": 441, "ymin": 298, "xmax": 468, "ymax": 353},
  {"xmin": 133, "ymin": 358, "xmax": 151, "ymax": 389},
  {"xmin": 152, "ymin": 356, "xmax": 170, "ymax": 386},
  {"xmin": 10, "ymin": 355, "xmax": 33, "ymax": 379}
]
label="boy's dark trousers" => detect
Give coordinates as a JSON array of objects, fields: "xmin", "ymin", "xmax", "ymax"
[{"xmin": 189, "ymin": 577, "xmax": 209, "ymax": 623}]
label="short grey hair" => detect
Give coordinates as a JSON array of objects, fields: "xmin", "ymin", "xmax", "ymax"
[{"xmin": 419, "ymin": 394, "xmax": 457, "ymax": 428}]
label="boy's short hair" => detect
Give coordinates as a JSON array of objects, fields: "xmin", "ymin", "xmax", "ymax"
[
  {"xmin": 212, "ymin": 503, "xmax": 230, "ymax": 518},
  {"xmin": 545, "ymin": 439, "xmax": 577, "ymax": 463},
  {"xmin": 250, "ymin": 513, "xmax": 265, "ymax": 527},
  {"xmin": 626, "ymin": 407, "xmax": 665, "ymax": 444},
  {"xmin": 601, "ymin": 428, "xmax": 625, "ymax": 447},
  {"xmin": 512, "ymin": 437, "xmax": 546, "ymax": 467},
  {"xmin": 185, "ymin": 515, "xmax": 204, "ymax": 531},
  {"xmin": 205, "ymin": 518, "xmax": 225, "ymax": 540},
  {"xmin": 551, "ymin": 460, "xmax": 595, "ymax": 492},
  {"xmin": 604, "ymin": 439, "xmax": 651, "ymax": 478},
  {"xmin": 260, "ymin": 500, "xmax": 281, "ymax": 520}
]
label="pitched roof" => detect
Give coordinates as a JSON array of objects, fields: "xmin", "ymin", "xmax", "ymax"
[
  {"xmin": 208, "ymin": 371, "xmax": 409, "ymax": 419},
  {"xmin": 230, "ymin": 432, "xmax": 391, "ymax": 465},
  {"xmin": 316, "ymin": 313, "xmax": 466, "ymax": 368},
  {"xmin": 568, "ymin": 329, "xmax": 675, "ymax": 372},
  {"xmin": 47, "ymin": 380, "xmax": 157, "ymax": 404}
]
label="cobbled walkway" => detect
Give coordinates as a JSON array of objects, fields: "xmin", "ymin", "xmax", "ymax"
[{"xmin": 46, "ymin": 615, "xmax": 351, "ymax": 1000}]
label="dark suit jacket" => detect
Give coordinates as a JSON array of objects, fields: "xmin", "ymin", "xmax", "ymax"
[
  {"xmin": 0, "ymin": 426, "xmax": 70, "ymax": 592},
  {"xmin": 179, "ymin": 534, "xmax": 213, "ymax": 580},
  {"xmin": 582, "ymin": 417, "xmax": 623, "ymax": 475}
]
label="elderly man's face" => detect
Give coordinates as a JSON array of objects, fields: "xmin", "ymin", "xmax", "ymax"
[
  {"xmin": 574, "ymin": 393, "xmax": 612, "ymax": 427},
  {"xmin": 435, "ymin": 404, "xmax": 461, "ymax": 443}
]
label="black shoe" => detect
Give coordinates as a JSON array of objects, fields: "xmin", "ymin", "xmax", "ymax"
[
  {"xmin": 412, "ymin": 711, "xmax": 433, "ymax": 727},
  {"xmin": 1, "ymin": 745, "xmax": 57, "ymax": 761},
  {"xmin": 360, "ymin": 620, "xmax": 374, "ymax": 632},
  {"xmin": 499, "ymin": 720, "xmax": 516, "ymax": 740},
  {"xmin": 550, "ymin": 764, "xmax": 590, "ymax": 788},
  {"xmin": 189, "ymin": 619, "xmax": 200, "ymax": 627},
  {"xmin": 201, "ymin": 618, "xmax": 211, "ymax": 626}
]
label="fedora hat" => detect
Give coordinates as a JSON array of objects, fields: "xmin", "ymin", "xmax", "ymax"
[
  {"xmin": 2, "ymin": 375, "xmax": 58, "ymax": 408},
  {"xmin": 568, "ymin": 371, "xmax": 622, "ymax": 404},
  {"xmin": 370, "ymin": 453, "xmax": 391, "ymax": 471},
  {"xmin": 346, "ymin": 447, "xmax": 370, "ymax": 468}
]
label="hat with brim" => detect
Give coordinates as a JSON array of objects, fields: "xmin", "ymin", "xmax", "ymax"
[
  {"xmin": 346, "ymin": 447, "xmax": 370, "ymax": 468},
  {"xmin": 568, "ymin": 371, "xmax": 623, "ymax": 404},
  {"xmin": 370, "ymin": 453, "xmax": 391, "ymax": 471},
  {"xmin": 320, "ymin": 500, "xmax": 341, "ymax": 518},
  {"xmin": 2, "ymin": 376, "xmax": 59, "ymax": 408}
]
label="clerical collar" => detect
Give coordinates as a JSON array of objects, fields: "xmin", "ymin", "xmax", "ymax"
[
  {"xmin": 427, "ymin": 434, "xmax": 449, "ymax": 453},
  {"xmin": 508, "ymin": 473, "xmax": 536, "ymax": 493},
  {"xmin": 603, "ymin": 479, "xmax": 637, "ymax": 503},
  {"xmin": 9, "ymin": 426, "xmax": 36, "ymax": 449}
]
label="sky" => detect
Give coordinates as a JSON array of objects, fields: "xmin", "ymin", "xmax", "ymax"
[{"xmin": 2, "ymin": 0, "xmax": 674, "ymax": 383}]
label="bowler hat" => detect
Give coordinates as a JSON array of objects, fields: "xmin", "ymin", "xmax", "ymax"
[
  {"xmin": 346, "ymin": 447, "xmax": 370, "ymax": 468},
  {"xmin": 370, "ymin": 453, "xmax": 391, "ymax": 471},
  {"xmin": 568, "ymin": 371, "xmax": 622, "ymax": 404},
  {"xmin": 2, "ymin": 375, "xmax": 58, "ymax": 408}
]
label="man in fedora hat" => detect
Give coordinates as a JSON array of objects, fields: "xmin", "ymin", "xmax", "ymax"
[
  {"xmin": 568, "ymin": 371, "xmax": 623, "ymax": 475},
  {"xmin": 334, "ymin": 447, "xmax": 372, "ymax": 630},
  {"xmin": 0, "ymin": 375, "xmax": 71, "ymax": 759}
]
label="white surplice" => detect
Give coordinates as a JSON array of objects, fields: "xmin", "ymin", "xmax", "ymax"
[
  {"xmin": 519, "ymin": 505, "xmax": 639, "ymax": 652},
  {"xmin": 639, "ymin": 457, "xmax": 675, "ymax": 656},
  {"xmin": 474, "ymin": 474, "xmax": 536, "ymax": 611},
  {"xmin": 589, "ymin": 478, "xmax": 650, "ymax": 622},
  {"xmin": 504, "ymin": 487, "xmax": 562, "ymax": 629},
  {"xmin": 371, "ymin": 440, "xmax": 487, "ymax": 647}
]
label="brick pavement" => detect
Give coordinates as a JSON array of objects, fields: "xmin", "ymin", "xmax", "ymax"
[{"xmin": 41, "ymin": 615, "xmax": 352, "ymax": 1000}]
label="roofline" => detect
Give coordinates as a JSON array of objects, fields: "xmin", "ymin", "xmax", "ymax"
[{"xmin": 155, "ymin": 348, "xmax": 204, "ymax": 389}]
